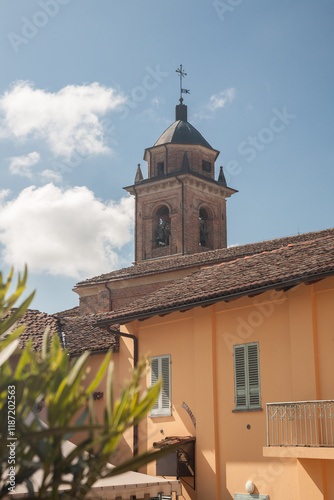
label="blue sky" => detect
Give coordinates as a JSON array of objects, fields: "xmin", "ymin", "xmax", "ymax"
[{"xmin": 0, "ymin": 0, "xmax": 333, "ymax": 313}]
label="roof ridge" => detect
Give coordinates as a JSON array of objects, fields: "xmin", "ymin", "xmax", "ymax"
[
  {"xmin": 215, "ymin": 233, "xmax": 334, "ymax": 268},
  {"xmin": 76, "ymin": 228, "xmax": 334, "ymax": 286}
]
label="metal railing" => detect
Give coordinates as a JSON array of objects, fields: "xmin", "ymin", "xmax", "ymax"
[{"xmin": 266, "ymin": 400, "xmax": 334, "ymax": 447}]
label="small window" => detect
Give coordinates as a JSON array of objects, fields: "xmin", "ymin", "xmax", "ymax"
[
  {"xmin": 234, "ymin": 342, "xmax": 261, "ymax": 411},
  {"xmin": 157, "ymin": 162, "xmax": 164, "ymax": 176},
  {"xmin": 150, "ymin": 355, "xmax": 171, "ymax": 417},
  {"xmin": 202, "ymin": 160, "xmax": 211, "ymax": 172}
]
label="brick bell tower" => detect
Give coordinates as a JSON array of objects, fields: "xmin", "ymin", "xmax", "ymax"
[{"xmin": 124, "ymin": 69, "xmax": 237, "ymax": 263}]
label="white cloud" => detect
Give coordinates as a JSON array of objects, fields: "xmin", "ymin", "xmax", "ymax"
[
  {"xmin": 208, "ymin": 88, "xmax": 236, "ymax": 112},
  {"xmin": 151, "ymin": 97, "xmax": 163, "ymax": 106},
  {"xmin": 40, "ymin": 169, "xmax": 62, "ymax": 183},
  {"xmin": 0, "ymin": 189, "xmax": 11, "ymax": 203},
  {"xmin": 192, "ymin": 87, "xmax": 236, "ymax": 122},
  {"xmin": 9, "ymin": 151, "xmax": 40, "ymax": 178},
  {"xmin": 0, "ymin": 184, "xmax": 134, "ymax": 279},
  {"xmin": 0, "ymin": 81, "xmax": 125, "ymax": 159}
]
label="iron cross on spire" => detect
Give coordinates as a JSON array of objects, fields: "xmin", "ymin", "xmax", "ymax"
[{"xmin": 176, "ymin": 64, "xmax": 190, "ymax": 103}]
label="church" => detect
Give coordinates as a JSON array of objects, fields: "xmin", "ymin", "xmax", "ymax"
[
  {"xmin": 17, "ymin": 75, "xmax": 334, "ymax": 500},
  {"xmin": 74, "ymin": 93, "xmax": 237, "ymax": 316}
]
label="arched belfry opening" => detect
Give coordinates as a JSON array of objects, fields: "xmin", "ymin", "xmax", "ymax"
[
  {"xmin": 124, "ymin": 65, "xmax": 237, "ymax": 262},
  {"xmin": 199, "ymin": 207, "xmax": 212, "ymax": 249},
  {"xmin": 154, "ymin": 206, "xmax": 171, "ymax": 248}
]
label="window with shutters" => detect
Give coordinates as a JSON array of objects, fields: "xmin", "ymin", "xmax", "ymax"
[
  {"xmin": 233, "ymin": 342, "xmax": 261, "ymax": 411},
  {"xmin": 150, "ymin": 355, "xmax": 171, "ymax": 417}
]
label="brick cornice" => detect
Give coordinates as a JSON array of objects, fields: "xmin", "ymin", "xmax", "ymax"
[{"xmin": 124, "ymin": 171, "xmax": 237, "ymax": 198}]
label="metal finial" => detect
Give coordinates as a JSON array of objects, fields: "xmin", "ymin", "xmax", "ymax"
[{"xmin": 176, "ymin": 64, "xmax": 190, "ymax": 103}]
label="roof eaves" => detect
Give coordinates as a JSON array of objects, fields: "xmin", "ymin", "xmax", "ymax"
[
  {"xmin": 69, "ymin": 347, "xmax": 117, "ymax": 359},
  {"xmin": 97, "ymin": 269, "xmax": 334, "ymax": 326}
]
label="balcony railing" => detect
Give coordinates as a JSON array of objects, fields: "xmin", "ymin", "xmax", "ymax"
[{"xmin": 266, "ymin": 400, "xmax": 334, "ymax": 447}]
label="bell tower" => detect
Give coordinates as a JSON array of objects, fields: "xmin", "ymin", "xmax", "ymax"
[{"xmin": 124, "ymin": 67, "xmax": 237, "ymax": 263}]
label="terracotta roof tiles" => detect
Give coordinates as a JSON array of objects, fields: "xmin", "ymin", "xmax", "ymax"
[
  {"xmin": 8, "ymin": 310, "xmax": 119, "ymax": 356},
  {"xmin": 13, "ymin": 309, "xmax": 61, "ymax": 351},
  {"xmin": 59, "ymin": 316, "xmax": 119, "ymax": 356},
  {"xmin": 98, "ymin": 232, "xmax": 334, "ymax": 324},
  {"xmin": 76, "ymin": 228, "xmax": 334, "ymax": 286}
]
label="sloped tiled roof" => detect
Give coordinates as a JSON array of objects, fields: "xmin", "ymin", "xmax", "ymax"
[
  {"xmin": 56, "ymin": 306, "xmax": 80, "ymax": 317},
  {"xmin": 13, "ymin": 309, "xmax": 61, "ymax": 351},
  {"xmin": 76, "ymin": 228, "xmax": 334, "ymax": 286},
  {"xmin": 97, "ymin": 232, "xmax": 334, "ymax": 324},
  {"xmin": 7, "ymin": 309, "xmax": 119, "ymax": 356},
  {"xmin": 59, "ymin": 316, "xmax": 119, "ymax": 356}
]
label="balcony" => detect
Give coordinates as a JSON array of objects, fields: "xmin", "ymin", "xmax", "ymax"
[{"xmin": 263, "ymin": 400, "xmax": 334, "ymax": 460}]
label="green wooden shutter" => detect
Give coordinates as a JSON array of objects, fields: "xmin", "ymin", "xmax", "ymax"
[
  {"xmin": 234, "ymin": 343, "xmax": 260, "ymax": 410},
  {"xmin": 150, "ymin": 355, "xmax": 171, "ymax": 416},
  {"xmin": 247, "ymin": 343, "xmax": 260, "ymax": 408},
  {"xmin": 234, "ymin": 345, "xmax": 247, "ymax": 409}
]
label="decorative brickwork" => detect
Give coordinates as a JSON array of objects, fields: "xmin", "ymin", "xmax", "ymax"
[
  {"xmin": 146, "ymin": 144, "xmax": 218, "ymax": 180},
  {"xmin": 76, "ymin": 102, "xmax": 237, "ymax": 316},
  {"xmin": 125, "ymin": 103, "xmax": 236, "ymax": 262},
  {"xmin": 126, "ymin": 172, "xmax": 233, "ymax": 262}
]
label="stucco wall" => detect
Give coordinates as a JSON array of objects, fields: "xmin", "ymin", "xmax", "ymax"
[
  {"xmin": 75, "ymin": 277, "xmax": 334, "ymax": 499},
  {"xmin": 121, "ymin": 277, "xmax": 334, "ymax": 500}
]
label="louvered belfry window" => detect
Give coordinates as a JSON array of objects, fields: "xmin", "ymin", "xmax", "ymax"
[
  {"xmin": 150, "ymin": 355, "xmax": 171, "ymax": 417},
  {"xmin": 234, "ymin": 343, "xmax": 261, "ymax": 410}
]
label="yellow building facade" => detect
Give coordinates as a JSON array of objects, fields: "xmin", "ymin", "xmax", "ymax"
[{"xmin": 108, "ymin": 275, "xmax": 334, "ymax": 500}]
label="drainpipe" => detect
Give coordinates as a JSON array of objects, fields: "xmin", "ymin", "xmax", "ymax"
[
  {"xmin": 106, "ymin": 325, "xmax": 139, "ymax": 456},
  {"xmin": 104, "ymin": 283, "xmax": 112, "ymax": 311},
  {"xmin": 175, "ymin": 176, "xmax": 185, "ymax": 255}
]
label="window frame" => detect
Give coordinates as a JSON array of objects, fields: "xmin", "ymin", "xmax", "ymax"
[
  {"xmin": 157, "ymin": 161, "xmax": 165, "ymax": 176},
  {"xmin": 233, "ymin": 342, "xmax": 262, "ymax": 412},
  {"xmin": 150, "ymin": 354, "xmax": 171, "ymax": 417},
  {"xmin": 202, "ymin": 159, "xmax": 212, "ymax": 172}
]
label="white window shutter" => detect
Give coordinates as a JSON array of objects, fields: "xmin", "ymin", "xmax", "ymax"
[
  {"xmin": 161, "ymin": 356, "xmax": 171, "ymax": 412},
  {"xmin": 150, "ymin": 355, "xmax": 171, "ymax": 417},
  {"xmin": 150, "ymin": 357, "xmax": 160, "ymax": 412}
]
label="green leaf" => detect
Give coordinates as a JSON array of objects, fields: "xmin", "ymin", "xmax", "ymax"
[
  {"xmin": 86, "ymin": 350, "xmax": 111, "ymax": 395},
  {"xmin": 0, "ymin": 338, "xmax": 19, "ymax": 367}
]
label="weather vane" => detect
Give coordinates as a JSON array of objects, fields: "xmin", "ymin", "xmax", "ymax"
[{"xmin": 176, "ymin": 64, "xmax": 190, "ymax": 103}]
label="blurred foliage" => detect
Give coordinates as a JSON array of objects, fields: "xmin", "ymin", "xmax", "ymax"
[{"xmin": 0, "ymin": 268, "xmax": 172, "ymax": 499}]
